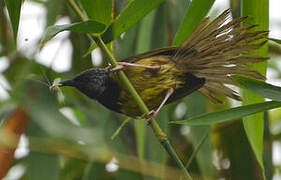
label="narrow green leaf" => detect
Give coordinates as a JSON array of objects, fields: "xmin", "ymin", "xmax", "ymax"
[
  {"xmin": 4, "ymin": 0, "xmax": 23, "ymax": 42},
  {"xmin": 83, "ymin": 0, "xmax": 167, "ymax": 57},
  {"xmin": 170, "ymin": 101, "xmax": 281, "ymax": 126},
  {"xmin": 185, "ymin": 131, "xmax": 209, "ymax": 169},
  {"xmin": 233, "ymin": 76, "xmax": 281, "ymax": 102},
  {"xmin": 242, "ymin": 0, "xmax": 269, "ymax": 176},
  {"xmin": 269, "ymin": 38, "xmax": 281, "ymax": 45},
  {"xmin": 80, "ymin": 0, "xmax": 112, "ymax": 26},
  {"xmin": 102, "ymin": 0, "xmax": 166, "ymax": 44},
  {"xmin": 173, "ymin": 0, "xmax": 215, "ymax": 46},
  {"xmin": 40, "ymin": 21, "xmax": 106, "ymax": 48},
  {"xmin": 83, "ymin": 0, "xmax": 165, "ymax": 59},
  {"xmin": 111, "ymin": 118, "xmax": 131, "ymax": 140}
]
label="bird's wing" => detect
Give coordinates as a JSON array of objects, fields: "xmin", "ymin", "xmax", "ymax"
[{"xmin": 121, "ymin": 47, "xmax": 177, "ymax": 63}]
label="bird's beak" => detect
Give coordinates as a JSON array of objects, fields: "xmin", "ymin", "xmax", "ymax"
[
  {"xmin": 49, "ymin": 78, "xmax": 75, "ymax": 91},
  {"xmin": 60, "ymin": 79, "xmax": 75, "ymax": 87}
]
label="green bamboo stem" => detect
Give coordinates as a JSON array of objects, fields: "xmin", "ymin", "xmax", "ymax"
[
  {"xmin": 242, "ymin": 0, "xmax": 269, "ymax": 178},
  {"xmin": 69, "ymin": 0, "xmax": 87, "ymax": 21},
  {"xmin": 68, "ymin": 0, "xmax": 192, "ymax": 179}
]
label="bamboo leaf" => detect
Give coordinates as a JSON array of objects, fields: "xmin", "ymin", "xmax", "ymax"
[
  {"xmin": 83, "ymin": 0, "xmax": 165, "ymax": 57},
  {"xmin": 269, "ymin": 38, "xmax": 281, "ymax": 45},
  {"xmin": 111, "ymin": 118, "xmax": 131, "ymax": 140},
  {"xmin": 101, "ymin": 0, "xmax": 166, "ymax": 44},
  {"xmin": 233, "ymin": 76, "xmax": 281, "ymax": 102},
  {"xmin": 4, "ymin": 0, "xmax": 23, "ymax": 43},
  {"xmin": 173, "ymin": 0, "xmax": 215, "ymax": 46},
  {"xmin": 40, "ymin": 21, "xmax": 106, "ymax": 48},
  {"xmin": 185, "ymin": 131, "xmax": 209, "ymax": 169},
  {"xmin": 170, "ymin": 101, "xmax": 281, "ymax": 126},
  {"xmin": 80, "ymin": 0, "xmax": 113, "ymax": 26}
]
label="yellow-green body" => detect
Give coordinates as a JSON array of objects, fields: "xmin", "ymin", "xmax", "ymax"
[{"xmin": 111, "ymin": 56, "xmax": 184, "ymax": 117}]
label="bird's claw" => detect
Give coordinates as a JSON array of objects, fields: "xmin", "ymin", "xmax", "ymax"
[{"xmin": 142, "ymin": 110, "xmax": 158, "ymax": 125}]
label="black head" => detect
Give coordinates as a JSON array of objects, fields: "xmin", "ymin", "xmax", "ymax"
[{"xmin": 60, "ymin": 68, "xmax": 109, "ymax": 99}]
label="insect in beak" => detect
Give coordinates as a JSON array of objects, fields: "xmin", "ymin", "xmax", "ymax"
[{"xmin": 49, "ymin": 78, "xmax": 63, "ymax": 91}]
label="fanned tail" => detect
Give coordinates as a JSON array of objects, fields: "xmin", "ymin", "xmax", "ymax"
[{"xmin": 173, "ymin": 9, "xmax": 269, "ymax": 103}]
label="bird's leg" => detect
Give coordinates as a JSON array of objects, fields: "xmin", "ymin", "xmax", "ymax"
[
  {"xmin": 145, "ymin": 88, "xmax": 174, "ymax": 125},
  {"xmin": 109, "ymin": 64, "xmax": 125, "ymax": 72},
  {"xmin": 109, "ymin": 62, "xmax": 161, "ymax": 72},
  {"xmin": 119, "ymin": 62, "xmax": 162, "ymax": 70}
]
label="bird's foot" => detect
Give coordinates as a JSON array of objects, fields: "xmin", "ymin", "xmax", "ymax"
[
  {"xmin": 141, "ymin": 88, "xmax": 174, "ymax": 125},
  {"xmin": 142, "ymin": 110, "xmax": 158, "ymax": 125}
]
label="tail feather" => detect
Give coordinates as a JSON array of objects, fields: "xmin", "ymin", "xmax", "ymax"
[
  {"xmin": 173, "ymin": 9, "xmax": 268, "ymax": 103},
  {"xmin": 198, "ymin": 88, "xmax": 223, "ymax": 104},
  {"xmin": 181, "ymin": 9, "xmax": 232, "ymax": 50},
  {"xmin": 204, "ymin": 82, "xmax": 242, "ymax": 101}
]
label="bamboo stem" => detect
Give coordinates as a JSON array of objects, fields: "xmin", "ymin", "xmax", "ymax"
[
  {"xmin": 242, "ymin": 0, "xmax": 269, "ymax": 179},
  {"xmin": 68, "ymin": 1, "xmax": 192, "ymax": 179}
]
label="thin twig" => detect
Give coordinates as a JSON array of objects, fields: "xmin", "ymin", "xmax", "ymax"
[
  {"xmin": 111, "ymin": 118, "xmax": 132, "ymax": 140},
  {"xmin": 185, "ymin": 131, "xmax": 209, "ymax": 169}
]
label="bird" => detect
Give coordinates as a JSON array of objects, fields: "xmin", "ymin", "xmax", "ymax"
[{"xmin": 57, "ymin": 9, "xmax": 268, "ymax": 118}]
